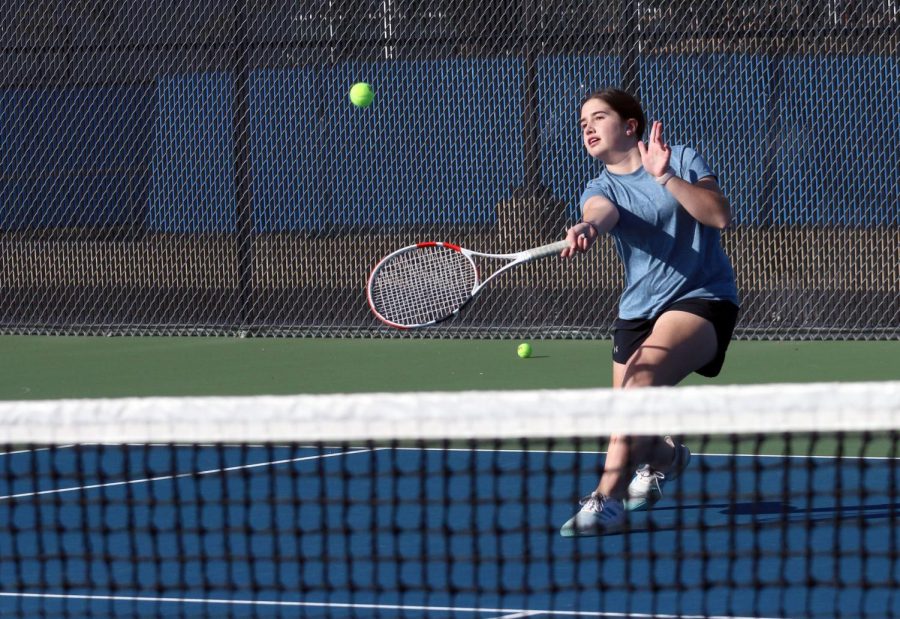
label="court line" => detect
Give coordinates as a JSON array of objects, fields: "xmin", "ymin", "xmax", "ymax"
[
  {"xmin": 0, "ymin": 591, "xmax": 782, "ymax": 618},
  {"xmin": 0, "ymin": 447, "xmax": 380, "ymax": 502},
  {"xmin": 384, "ymin": 446, "xmax": 899, "ymax": 461},
  {"xmin": 0, "ymin": 445, "xmax": 77, "ymax": 457},
  {"xmin": 2, "ymin": 443, "xmax": 893, "ymax": 461},
  {"xmin": 0, "ymin": 443, "xmax": 890, "ymax": 504}
]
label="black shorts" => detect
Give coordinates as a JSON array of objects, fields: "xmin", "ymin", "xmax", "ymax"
[{"xmin": 612, "ymin": 298, "xmax": 740, "ymax": 378}]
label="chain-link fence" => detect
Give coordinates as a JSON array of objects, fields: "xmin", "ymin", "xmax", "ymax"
[{"xmin": 0, "ymin": 1, "xmax": 897, "ymax": 338}]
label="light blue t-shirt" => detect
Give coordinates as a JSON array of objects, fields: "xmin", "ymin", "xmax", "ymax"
[{"xmin": 579, "ymin": 145, "xmax": 739, "ymax": 320}]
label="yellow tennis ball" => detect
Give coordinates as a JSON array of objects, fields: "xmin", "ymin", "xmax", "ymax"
[
  {"xmin": 517, "ymin": 343, "xmax": 532, "ymax": 359},
  {"xmin": 349, "ymin": 82, "xmax": 374, "ymax": 108}
]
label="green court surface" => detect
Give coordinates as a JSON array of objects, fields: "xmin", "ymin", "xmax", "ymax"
[{"xmin": 0, "ymin": 336, "xmax": 897, "ymax": 401}]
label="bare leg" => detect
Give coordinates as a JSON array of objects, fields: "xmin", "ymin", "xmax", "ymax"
[{"xmin": 596, "ymin": 311, "xmax": 718, "ymax": 498}]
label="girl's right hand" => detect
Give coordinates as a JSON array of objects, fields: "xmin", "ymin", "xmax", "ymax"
[{"xmin": 561, "ymin": 221, "xmax": 598, "ymax": 258}]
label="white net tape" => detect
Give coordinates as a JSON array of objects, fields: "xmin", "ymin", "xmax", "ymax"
[{"xmin": 0, "ymin": 381, "xmax": 897, "ymax": 444}]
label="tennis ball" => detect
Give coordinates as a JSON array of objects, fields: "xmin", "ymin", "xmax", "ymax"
[
  {"xmin": 349, "ymin": 82, "xmax": 374, "ymax": 108},
  {"xmin": 517, "ymin": 343, "xmax": 532, "ymax": 359}
]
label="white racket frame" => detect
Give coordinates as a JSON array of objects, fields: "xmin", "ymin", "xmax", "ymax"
[{"xmin": 366, "ymin": 239, "xmax": 570, "ymax": 329}]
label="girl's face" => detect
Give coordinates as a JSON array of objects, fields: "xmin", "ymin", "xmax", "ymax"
[{"xmin": 579, "ymin": 98, "xmax": 635, "ymax": 159}]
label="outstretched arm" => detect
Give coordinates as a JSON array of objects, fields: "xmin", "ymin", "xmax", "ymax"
[{"xmin": 561, "ymin": 195, "xmax": 619, "ymax": 258}]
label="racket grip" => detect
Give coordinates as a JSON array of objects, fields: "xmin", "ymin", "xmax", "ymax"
[{"xmin": 522, "ymin": 240, "xmax": 571, "ymax": 260}]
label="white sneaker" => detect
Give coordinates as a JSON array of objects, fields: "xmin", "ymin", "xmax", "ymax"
[
  {"xmin": 624, "ymin": 437, "xmax": 691, "ymax": 512},
  {"xmin": 559, "ymin": 492, "xmax": 626, "ymax": 537}
]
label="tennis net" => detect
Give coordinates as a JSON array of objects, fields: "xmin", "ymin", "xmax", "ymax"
[{"xmin": 0, "ymin": 381, "xmax": 898, "ymax": 618}]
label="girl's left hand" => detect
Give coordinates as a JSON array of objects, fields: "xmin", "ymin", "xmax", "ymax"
[{"xmin": 637, "ymin": 120, "xmax": 672, "ymax": 177}]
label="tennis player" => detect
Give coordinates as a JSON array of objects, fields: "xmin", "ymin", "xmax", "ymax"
[{"xmin": 559, "ymin": 88, "xmax": 740, "ymax": 537}]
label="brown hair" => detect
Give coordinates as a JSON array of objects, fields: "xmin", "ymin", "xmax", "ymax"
[{"xmin": 580, "ymin": 88, "xmax": 646, "ymax": 140}]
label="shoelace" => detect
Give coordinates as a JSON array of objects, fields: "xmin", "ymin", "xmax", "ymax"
[
  {"xmin": 578, "ymin": 493, "xmax": 605, "ymax": 513},
  {"xmin": 637, "ymin": 466, "xmax": 666, "ymax": 481},
  {"xmin": 635, "ymin": 466, "xmax": 665, "ymax": 492}
]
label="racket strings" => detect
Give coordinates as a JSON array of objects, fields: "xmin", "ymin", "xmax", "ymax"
[{"xmin": 371, "ymin": 246, "xmax": 477, "ymax": 326}]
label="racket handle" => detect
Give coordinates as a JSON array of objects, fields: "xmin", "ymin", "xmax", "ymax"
[{"xmin": 521, "ymin": 240, "xmax": 571, "ymax": 261}]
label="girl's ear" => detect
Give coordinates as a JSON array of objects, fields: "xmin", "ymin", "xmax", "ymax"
[{"xmin": 625, "ymin": 119, "xmax": 639, "ymax": 136}]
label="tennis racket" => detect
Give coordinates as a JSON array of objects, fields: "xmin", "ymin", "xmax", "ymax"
[{"xmin": 367, "ymin": 239, "xmax": 570, "ymax": 329}]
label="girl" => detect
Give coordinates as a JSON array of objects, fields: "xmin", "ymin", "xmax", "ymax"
[{"xmin": 559, "ymin": 89, "xmax": 740, "ymax": 537}]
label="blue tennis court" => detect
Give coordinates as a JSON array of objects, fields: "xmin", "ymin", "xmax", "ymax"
[{"xmin": 0, "ymin": 443, "xmax": 896, "ymax": 618}]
